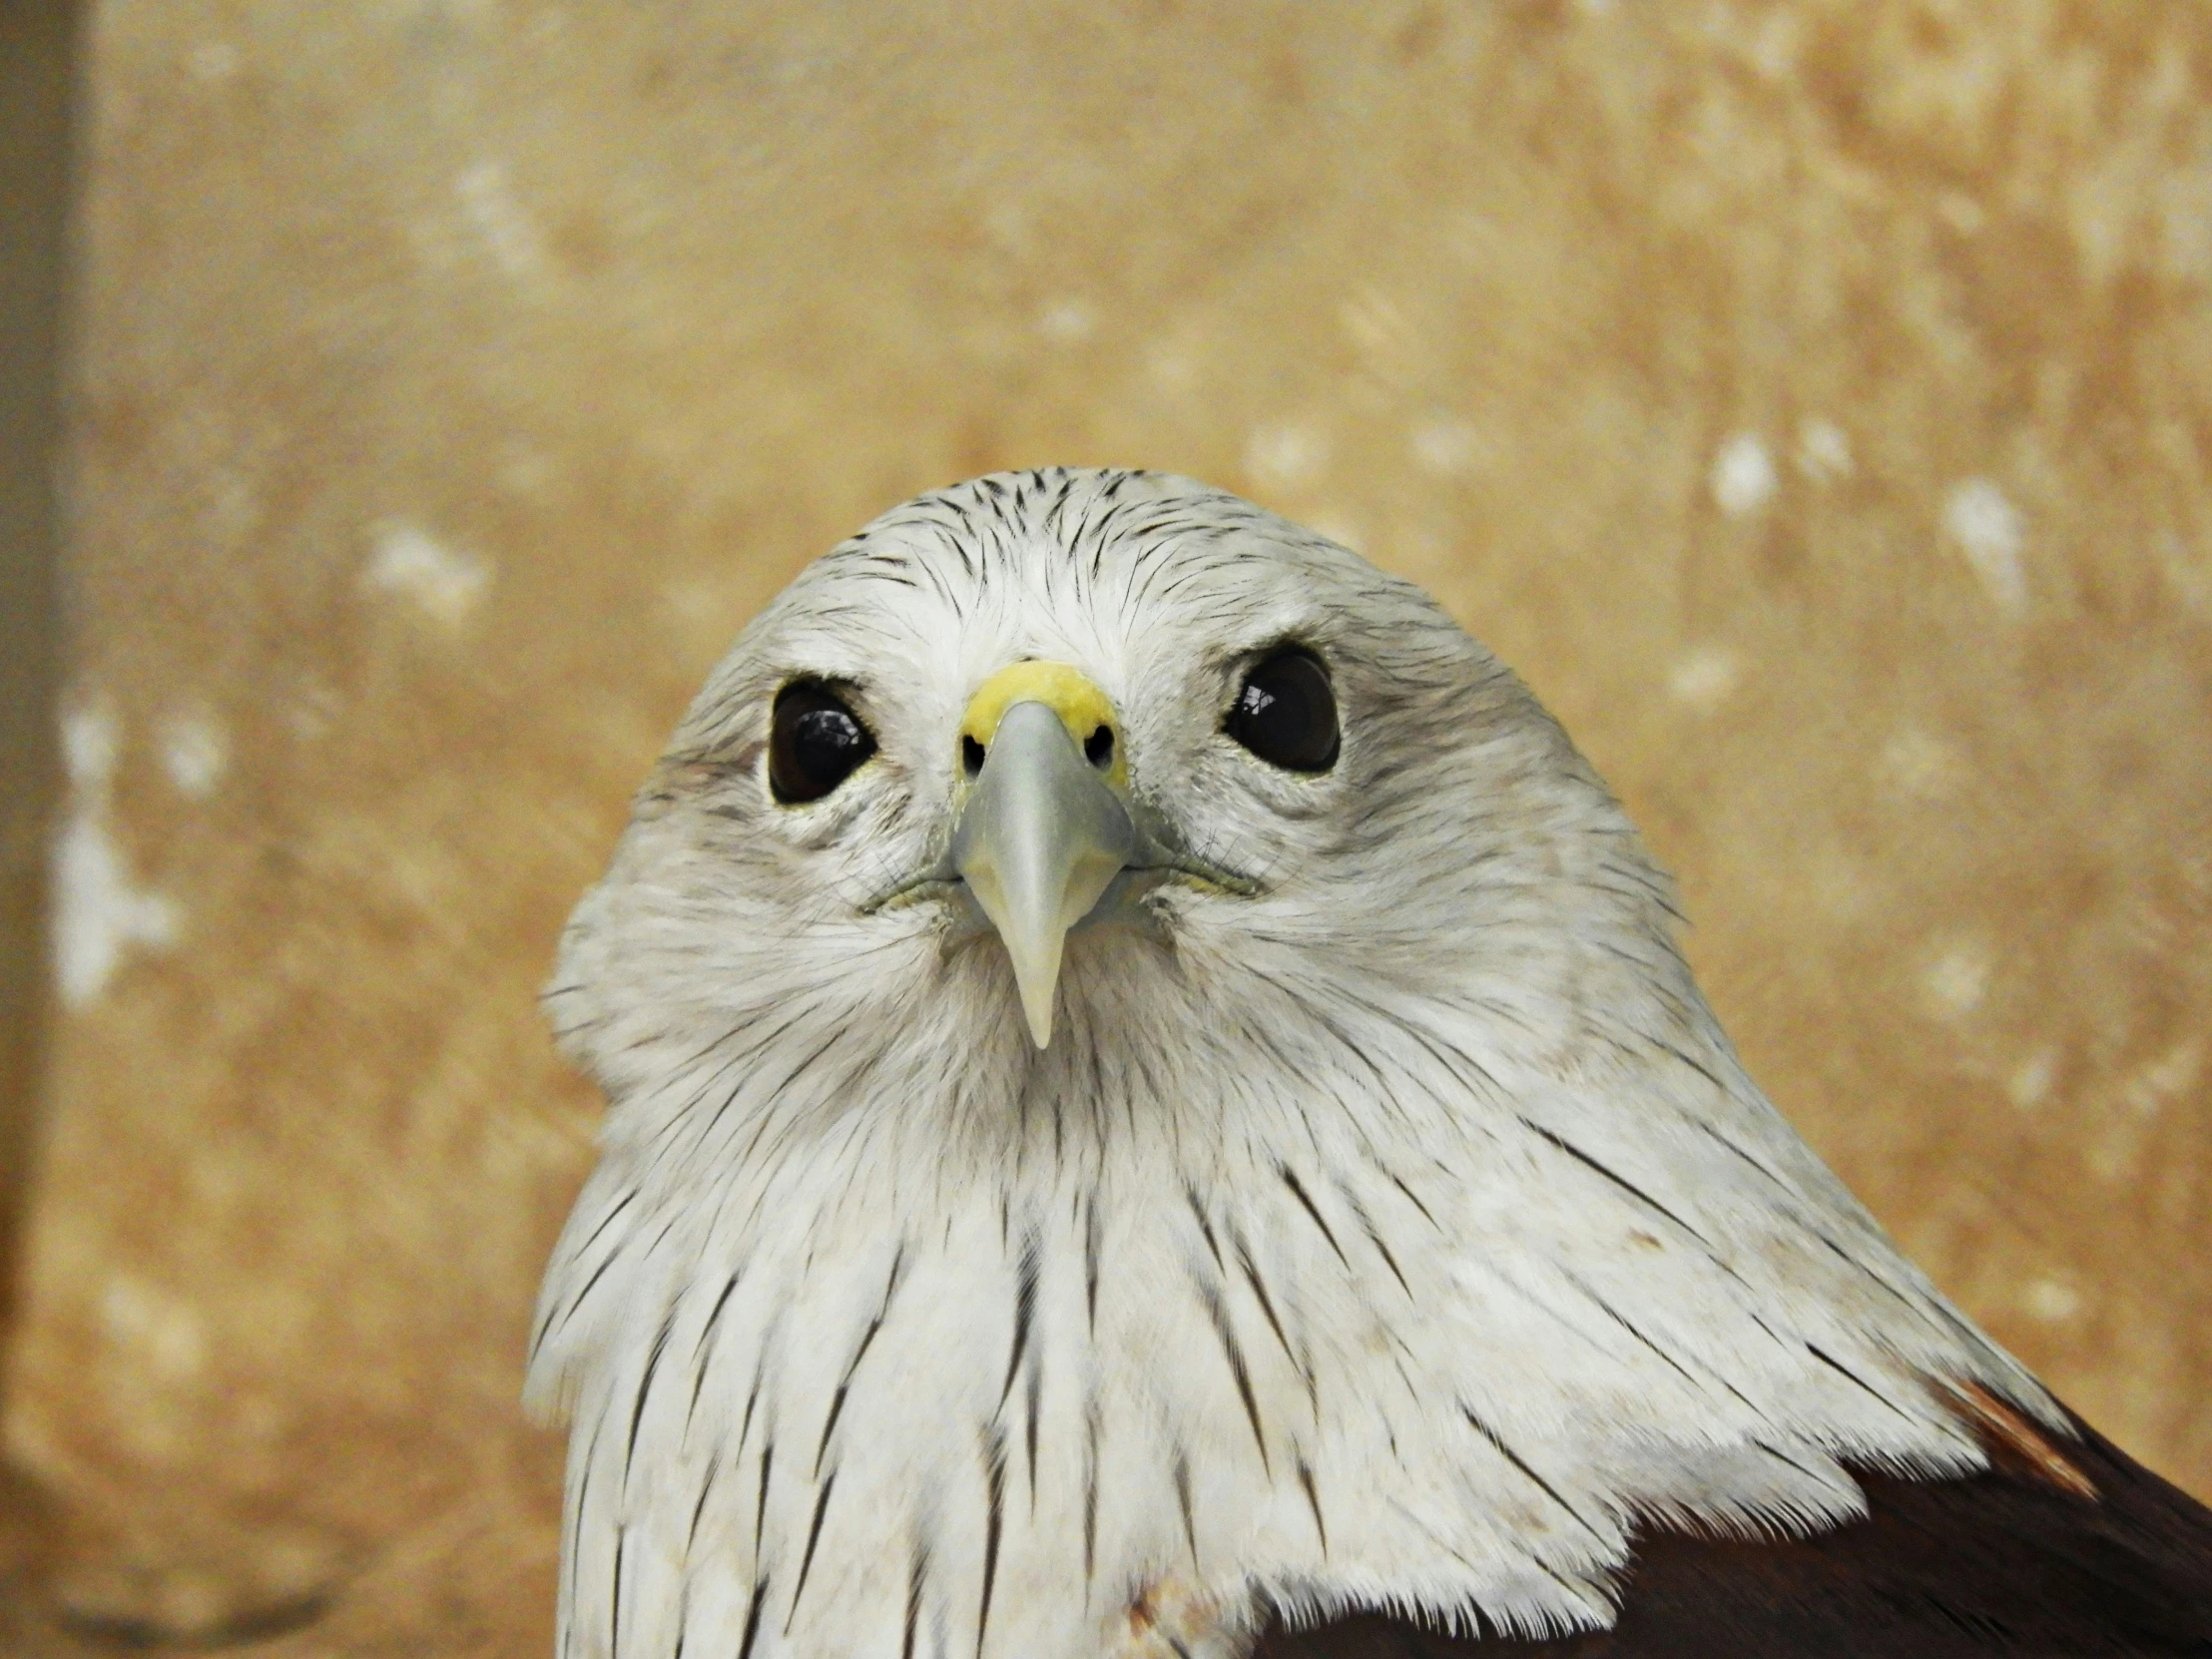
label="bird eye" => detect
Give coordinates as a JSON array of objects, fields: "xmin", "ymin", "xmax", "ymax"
[
  {"xmin": 1226, "ymin": 648, "xmax": 1339, "ymax": 773},
  {"xmin": 769, "ymin": 683, "xmax": 877, "ymax": 804}
]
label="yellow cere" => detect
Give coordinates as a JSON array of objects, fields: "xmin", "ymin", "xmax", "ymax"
[{"xmin": 958, "ymin": 660, "xmax": 1126, "ymax": 788}]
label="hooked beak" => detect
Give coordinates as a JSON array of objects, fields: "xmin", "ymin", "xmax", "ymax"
[{"xmin": 950, "ymin": 665, "xmax": 1137, "ymax": 1048}]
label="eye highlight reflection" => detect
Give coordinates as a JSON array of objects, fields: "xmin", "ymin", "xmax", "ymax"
[
  {"xmin": 1226, "ymin": 648, "xmax": 1340, "ymax": 773},
  {"xmin": 769, "ymin": 683, "xmax": 877, "ymax": 804}
]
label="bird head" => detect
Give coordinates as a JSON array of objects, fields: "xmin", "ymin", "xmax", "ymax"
[{"xmin": 550, "ymin": 467, "xmax": 1672, "ymax": 1137}]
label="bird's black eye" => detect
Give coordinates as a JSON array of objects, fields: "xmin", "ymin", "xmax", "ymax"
[
  {"xmin": 769, "ymin": 683, "xmax": 877, "ymax": 804},
  {"xmin": 1226, "ymin": 648, "xmax": 1340, "ymax": 773}
]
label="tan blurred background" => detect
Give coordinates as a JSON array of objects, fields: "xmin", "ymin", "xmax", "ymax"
[{"xmin": 2, "ymin": 0, "xmax": 2209, "ymax": 1652}]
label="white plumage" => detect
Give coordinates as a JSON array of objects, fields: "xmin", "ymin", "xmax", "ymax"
[{"xmin": 528, "ymin": 468, "xmax": 2051, "ymax": 1659}]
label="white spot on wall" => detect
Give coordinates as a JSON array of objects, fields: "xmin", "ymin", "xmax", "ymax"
[
  {"xmin": 1942, "ymin": 478, "xmax": 2027, "ymax": 614},
  {"xmin": 53, "ymin": 706, "xmax": 182, "ymax": 1007},
  {"xmin": 2155, "ymin": 161, "xmax": 2212, "ymax": 280},
  {"xmin": 1409, "ymin": 415, "xmax": 1482, "ymax": 477},
  {"xmin": 497, "ymin": 445, "xmax": 555, "ymax": 498},
  {"xmin": 1936, "ymin": 192, "xmax": 1987, "ymax": 236},
  {"xmin": 2121, "ymin": 1038, "xmax": 2203, "ymax": 1117},
  {"xmin": 159, "ymin": 713, "xmax": 228, "ymax": 799},
  {"xmin": 1245, "ymin": 422, "xmax": 1328, "ymax": 489},
  {"xmin": 1921, "ymin": 938, "xmax": 1990, "ymax": 1021},
  {"xmin": 1878, "ymin": 728, "xmax": 1962, "ymax": 801},
  {"xmin": 1341, "ymin": 288, "xmax": 1413, "ymax": 359},
  {"xmin": 1795, "ymin": 418, "xmax": 1853, "ymax": 482},
  {"xmin": 1710, "ymin": 431, "xmax": 1778, "ymax": 517},
  {"xmin": 1667, "ymin": 647, "xmax": 1740, "ymax": 711},
  {"xmin": 2006, "ymin": 1048, "xmax": 2057, "ymax": 1111},
  {"xmin": 2021, "ymin": 1278, "xmax": 2081, "ymax": 1324},
  {"xmin": 456, "ymin": 161, "xmax": 546, "ymax": 281},
  {"xmin": 62, "ymin": 702, "xmax": 116, "ymax": 782},
  {"xmin": 982, "ymin": 202, "xmax": 1033, "ymax": 257},
  {"xmin": 1038, "ymin": 299, "xmax": 1095, "ymax": 343},
  {"xmin": 286, "ymin": 680, "xmax": 340, "ymax": 741},
  {"xmin": 2151, "ymin": 527, "xmax": 2212, "ymax": 614},
  {"xmin": 101, "ymin": 1273, "xmax": 207, "ymax": 1381},
  {"xmin": 1441, "ymin": 210, "xmax": 1500, "ymax": 264},
  {"xmin": 1746, "ymin": 8, "xmax": 1803, "ymax": 80},
  {"xmin": 1145, "ymin": 340, "xmax": 1199, "ymax": 392},
  {"xmin": 364, "ymin": 521, "xmax": 492, "ymax": 629},
  {"xmin": 187, "ymin": 41, "xmax": 240, "ymax": 81}
]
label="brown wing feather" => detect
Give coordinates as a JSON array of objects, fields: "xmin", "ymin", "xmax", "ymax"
[{"xmin": 1253, "ymin": 1410, "xmax": 2212, "ymax": 1658}]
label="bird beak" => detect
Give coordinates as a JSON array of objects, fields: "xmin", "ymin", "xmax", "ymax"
[{"xmin": 951, "ymin": 663, "xmax": 1137, "ymax": 1048}]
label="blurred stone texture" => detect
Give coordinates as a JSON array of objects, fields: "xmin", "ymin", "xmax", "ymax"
[{"xmin": 5, "ymin": 0, "xmax": 2211, "ymax": 1651}]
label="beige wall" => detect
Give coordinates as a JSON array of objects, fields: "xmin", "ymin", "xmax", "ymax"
[{"xmin": 6, "ymin": 1, "xmax": 2211, "ymax": 1652}]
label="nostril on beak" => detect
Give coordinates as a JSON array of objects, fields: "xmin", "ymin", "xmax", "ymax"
[
  {"xmin": 962, "ymin": 735, "xmax": 987, "ymax": 778},
  {"xmin": 1084, "ymin": 727, "xmax": 1114, "ymax": 770}
]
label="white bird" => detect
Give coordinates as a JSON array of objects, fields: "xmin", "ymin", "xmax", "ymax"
[{"xmin": 530, "ymin": 468, "xmax": 2212, "ymax": 1659}]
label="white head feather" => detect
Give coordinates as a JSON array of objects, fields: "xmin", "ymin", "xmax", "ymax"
[{"xmin": 529, "ymin": 468, "xmax": 2051, "ymax": 1659}]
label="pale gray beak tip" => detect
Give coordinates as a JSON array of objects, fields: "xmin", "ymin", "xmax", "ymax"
[{"xmin": 1020, "ymin": 975, "xmax": 1057, "ymax": 1049}]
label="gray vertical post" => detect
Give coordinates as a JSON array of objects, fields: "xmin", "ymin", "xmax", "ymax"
[{"xmin": 0, "ymin": 0, "xmax": 77, "ymax": 1376}]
